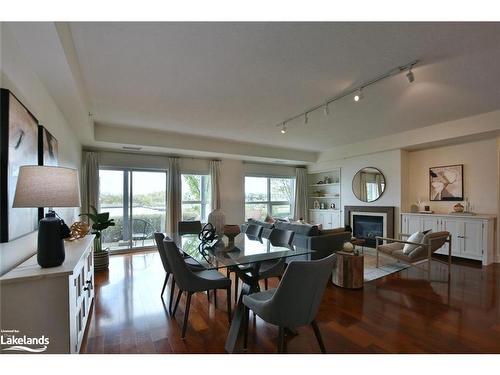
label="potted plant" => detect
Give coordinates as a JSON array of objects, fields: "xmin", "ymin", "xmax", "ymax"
[{"xmin": 80, "ymin": 205, "xmax": 115, "ymax": 271}]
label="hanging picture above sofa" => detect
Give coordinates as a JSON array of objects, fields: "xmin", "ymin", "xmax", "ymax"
[
  {"xmin": 429, "ymin": 164, "xmax": 464, "ymax": 201},
  {"xmin": 0, "ymin": 89, "xmax": 40, "ymax": 242}
]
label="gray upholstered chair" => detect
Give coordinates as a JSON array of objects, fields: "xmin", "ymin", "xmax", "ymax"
[
  {"xmin": 234, "ymin": 229, "xmax": 295, "ymax": 301},
  {"xmin": 376, "ymin": 231, "xmax": 451, "ymax": 279},
  {"xmin": 154, "ymin": 232, "xmax": 206, "ymax": 314},
  {"xmin": 244, "ymin": 224, "xmax": 263, "ymax": 237},
  {"xmin": 242, "ymin": 253, "xmax": 336, "ymax": 353},
  {"xmin": 164, "ymin": 239, "xmax": 232, "ymax": 338},
  {"xmin": 268, "ymin": 228, "xmax": 295, "ymax": 247},
  {"xmin": 178, "ymin": 220, "xmax": 202, "ymax": 235}
]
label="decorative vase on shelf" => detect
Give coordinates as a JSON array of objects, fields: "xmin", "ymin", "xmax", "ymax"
[
  {"xmin": 453, "ymin": 203, "xmax": 465, "ymax": 213},
  {"xmin": 208, "ymin": 209, "xmax": 226, "ymax": 235}
]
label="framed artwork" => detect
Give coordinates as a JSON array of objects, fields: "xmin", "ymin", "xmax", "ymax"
[
  {"xmin": 38, "ymin": 125, "xmax": 59, "ymax": 167},
  {"xmin": 429, "ymin": 164, "xmax": 464, "ymax": 201},
  {"xmin": 0, "ymin": 89, "xmax": 40, "ymax": 242},
  {"xmin": 38, "ymin": 125, "xmax": 59, "ymax": 220}
]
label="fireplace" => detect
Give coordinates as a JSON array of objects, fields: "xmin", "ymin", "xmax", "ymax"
[
  {"xmin": 344, "ymin": 206, "xmax": 395, "ymax": 248},
  {"xmin": 352, "ymin": 214, "xmax": 384, "ymax": 248}
]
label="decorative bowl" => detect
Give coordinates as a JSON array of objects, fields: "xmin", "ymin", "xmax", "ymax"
[{"xmin": 224, "ymin": 225, "xmax": 241, "ymax": 243}]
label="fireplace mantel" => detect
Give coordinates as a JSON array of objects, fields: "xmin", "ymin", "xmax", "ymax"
[{"xmin": 344, "ymin": 206, "xmax": 395, "ymax": 240}]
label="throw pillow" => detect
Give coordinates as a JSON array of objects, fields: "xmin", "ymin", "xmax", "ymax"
[{"xmin": 403, "ymin": 231, "xmax": 425, "ymax": 255}]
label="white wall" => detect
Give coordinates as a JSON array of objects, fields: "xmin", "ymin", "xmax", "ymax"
[
  {"xmin": 407, "ymin": 139, "xmax": 498, "ymax": 215},
  {"xmin": 0, "ymin": 25, "xmax": 82, "ymax": 275},
  {"xmin": 309, "ymin": 149, "xmax": 405, "ymax": 233}
]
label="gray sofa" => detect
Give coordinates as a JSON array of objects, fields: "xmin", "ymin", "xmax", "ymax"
[{"xmin": 240, "ymin": 219, "xmax": 351, "ymax": 260}]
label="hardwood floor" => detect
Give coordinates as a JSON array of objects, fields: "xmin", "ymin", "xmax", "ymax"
[{"xmin": 81, "ymin": 250, "xmax": 500, "ymax": 354}]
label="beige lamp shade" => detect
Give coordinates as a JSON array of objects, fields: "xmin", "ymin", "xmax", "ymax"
[{"xmin": 13, "ymin": 165, "xmax": 81, "ymax": 208}]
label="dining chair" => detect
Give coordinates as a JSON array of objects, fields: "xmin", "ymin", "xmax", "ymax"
[
  {"xmin": 154, "ymin": 232, "xmax": 206, "ymax": 314},
  {"xmin": 244, "ymin": 224, "xmax": 263, "ymax": 237},
  {"xmin": 234, "ymin": 228, "xmax": 295, "ymax": 302},
  {"xmin": 178, "ymin": 220, "xmax": 202, "ymax": 235},
  {"xmin": 242, "ymin": 253, "xmax": 336, "ymax": 353},
  {"xmin": 164, "ymin": 239, "xmax": 232, "ymax": 338}
]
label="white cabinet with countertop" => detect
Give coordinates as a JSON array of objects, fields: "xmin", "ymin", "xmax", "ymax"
[
  {"xmin": 401, "ymin": 213, "xmax": 495, "ymax": 265},
  {"xmin": 0, "ymin": 235, "xmax": 95, "ymax": 353},
  {"xmin": 309, "ymin": 209, "xmax": 342, "ymax": 229}
]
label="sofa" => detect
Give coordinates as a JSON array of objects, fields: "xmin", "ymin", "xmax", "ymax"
[{"xmin": 240, "ymin": 219, "xmax": 351, "ymax": 260}]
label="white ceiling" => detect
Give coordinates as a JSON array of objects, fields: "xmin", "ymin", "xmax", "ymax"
[{"xmin": 67, "ymin": 22, "xmax": 500, "ymax": 152}]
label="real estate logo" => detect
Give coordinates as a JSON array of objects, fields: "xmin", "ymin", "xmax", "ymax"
[{"xmin": 1, "ymin": 329, "xmax": 49, "ymax": 353}]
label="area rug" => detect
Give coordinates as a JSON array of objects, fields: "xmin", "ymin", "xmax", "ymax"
[
  {"xmin": 331, "ymin": 248, "xmax": 409, "ymax": 284},
  {"xmin": 362, "ymin": 247, "xmax": 409, "ymax": 282}
]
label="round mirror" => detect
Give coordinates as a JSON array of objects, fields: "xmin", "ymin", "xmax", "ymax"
[{"xmin": 352, "ymin": 167, "xmax": 386, "ymax": 202}]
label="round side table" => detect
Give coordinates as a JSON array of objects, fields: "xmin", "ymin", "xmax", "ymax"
[{"xmin": 332, "ymin": 251, "xmax": 364, "ymax": 289}]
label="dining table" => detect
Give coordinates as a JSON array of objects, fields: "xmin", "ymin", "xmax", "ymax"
[{"xmin": 169, "ymin": 231, "xmax": 315, "ymax": 353}]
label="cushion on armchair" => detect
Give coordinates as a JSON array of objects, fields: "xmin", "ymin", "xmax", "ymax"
[{"xmin": 402, "ymin": 231, "xmax": 425, "ymax": 255}]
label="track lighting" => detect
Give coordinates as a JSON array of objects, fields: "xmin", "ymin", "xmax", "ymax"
[
  {"xmin": 354, "ymin": 89, "xmax": 364, "ymax": 102},
  {"xmin": 406, "ymin": 68, "xmax": 415, "ymax": 83},
  {"xmin": 324, "ymin": 103, "xmax": 330, "ymax": 115},
  {"xmin": 275, "ymin": 59, "xmax": 419, "ymax": 133}
]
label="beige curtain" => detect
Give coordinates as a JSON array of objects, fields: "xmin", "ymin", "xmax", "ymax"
[
  {"xmin": 360, "ymin": 172, "xmax": 368, "ymax": 201},
  {"xmin": 375, "ymin": 173, "xmax": 383, "ymax": 197},
  {"xmin": 209, "ymin": 160, "xmax": 221, "ymax": 210},
  {"xmin": 81, "ymin": 151, "xmax": 100, "ymax": 220},
  {"xmin": 167, "ymin": 157, "xmax": 182, "ymax": 233},
  {"xmin": 293, "ymin": 167, "xmax": 308, "ymax": 221}
]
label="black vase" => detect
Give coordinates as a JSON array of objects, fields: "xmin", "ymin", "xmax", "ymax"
[{"xmin": 37, "ymin": 214, "xmax": 65, "ymax": 268}]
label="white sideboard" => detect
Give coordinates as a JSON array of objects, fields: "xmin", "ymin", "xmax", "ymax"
[
  {"xmin": 0, "ymin": 235, "xmax": 95, "ymax": 353},
  {"xmin": 309, "ymin": 209, "xmax": 342, "ymax": 229},
  {"xmin": 401, "ymin": 213, "xmax": 495, "ymax": 265}
]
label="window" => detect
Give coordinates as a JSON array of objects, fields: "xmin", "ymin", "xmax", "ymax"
[
  {"xmin": 245, "ymin": 176, "xmax": 295, "ymax": 220},
  {"xmin": 99, "ymin": 169, "xmax": 167, "ymax": 251},
  {"xmin": 181, "ymin": 174, "xmax": 211, "ymax": 222}
]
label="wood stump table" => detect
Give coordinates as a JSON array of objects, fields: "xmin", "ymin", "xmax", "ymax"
[{"xmin": 332, "ymin": 251, "xmax": 364, "ymax": 289}]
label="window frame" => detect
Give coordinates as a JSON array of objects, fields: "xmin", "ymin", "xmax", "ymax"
[
  {"xmin": 181, "ymin": 174, "xmax": 211, "ymax": 222},
  {"xmin": 244, "ymin": 175, "xmax": 295, "ymax": 220}
]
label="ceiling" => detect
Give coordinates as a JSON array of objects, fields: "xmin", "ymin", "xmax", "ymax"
[{"xmin": 66, "ymin": 22, "xmax": 500, "ymax": 152}]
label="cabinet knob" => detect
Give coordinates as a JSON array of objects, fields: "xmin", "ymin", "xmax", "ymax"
[{"xmin": 83, "ymin": 287, "xmax": 89, "ymax": 291}]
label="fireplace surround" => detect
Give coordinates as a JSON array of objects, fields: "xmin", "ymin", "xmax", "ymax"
[{"xmin": 344, "ymin": 206, "xmax": 395, "ymax": 248}]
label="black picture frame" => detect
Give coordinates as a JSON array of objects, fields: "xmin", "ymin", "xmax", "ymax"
[
  {"xmin": 429, "ymin": 164, "xmax": 464, "ymax": 201},
  {"xmin": 0, "ymin": 88, "xmax": 40, "ymax": 242}
]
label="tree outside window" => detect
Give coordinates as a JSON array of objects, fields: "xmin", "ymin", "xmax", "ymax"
[
  {"xmin": 245, "ymin": 176, "xmax": 295, "ymax": 220},
  {"xmin": 182, "ymin": 174, "xmax": 211, "ymax": 222}
]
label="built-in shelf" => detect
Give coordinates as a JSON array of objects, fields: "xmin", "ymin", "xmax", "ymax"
[
  {"xmin": 308, "ymin": 183, "xmax": 340, "ymax": 187},
  {"xmin": 307, "ymin": 168, "xmax": 342, "ymax": 228},
  {"xmin": 309, "ymin": 196, "xmax": 340, "ymax": 199},
  {"xmin": 309, "ymin": 209, "xmax": 341, "ymax": 212}
]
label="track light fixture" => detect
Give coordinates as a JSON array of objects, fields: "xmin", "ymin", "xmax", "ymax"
[
  {"xmin": 406, "ymin": 68, "xmax": 415, "ymax": 83},
  {"xmin": 354, "ymin": 89, "xmax": 364, "ymax": 102},
  {"xmin": 324, "ymin": 103, "xmax": 330, "ymax": 115},
  {"xmin": 275, "ymin": 59, "xmax": 419, "ymax": 133}
]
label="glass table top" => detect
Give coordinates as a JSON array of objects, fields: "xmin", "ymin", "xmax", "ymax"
[{"xmin": 168, "ymin": 233, "xmax": 314, "ymax": 270}]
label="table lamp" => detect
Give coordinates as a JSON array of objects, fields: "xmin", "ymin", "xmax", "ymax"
[{"xmin": 13, "ymin": 165, "xmax": 81, "ymax": 268}]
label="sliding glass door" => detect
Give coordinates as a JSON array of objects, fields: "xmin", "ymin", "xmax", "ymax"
[{"xmin": 99, "ymin": 169, "xmax": 167, "ymax": 252}]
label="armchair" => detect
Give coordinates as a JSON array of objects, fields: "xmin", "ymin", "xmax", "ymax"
[{"xmin": 375, "ymin": 231, "xmax": 451, "ymax": 280}]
